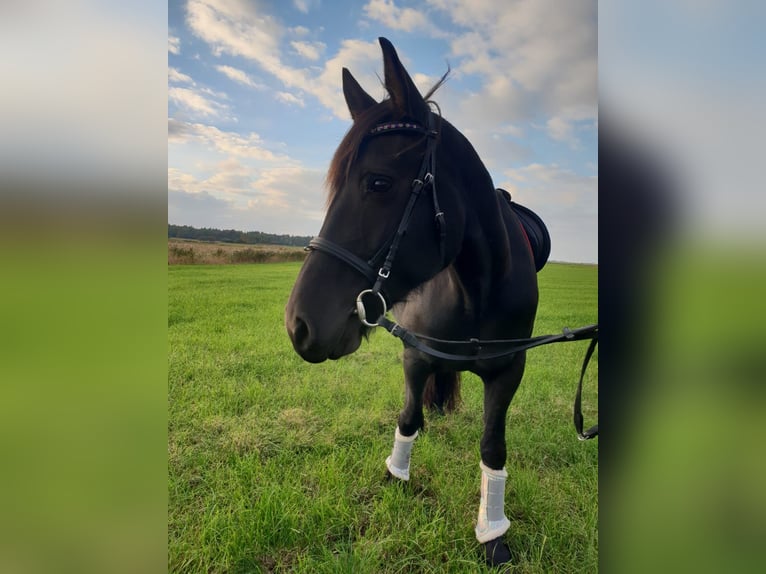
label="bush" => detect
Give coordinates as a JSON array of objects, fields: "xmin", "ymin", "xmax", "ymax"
[
  {"xmin": 169, "ymin": 246, "xmax": 196, "ymax": 264},
  {"xmin": 230, "ymin": 248, "xmax": 267, "ymax": 263}
]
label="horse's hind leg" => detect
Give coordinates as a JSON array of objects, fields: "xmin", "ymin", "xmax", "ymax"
[
  {"xmin": 423, "ymin": 371, "xmax": 462, "ymax": 415},
  {"xmin": 385, "ymin": 351, "xmax": 431, "ymax": 481},
  {"xmin": 476, "ymin": 352, "xmax": 527, "ymax": 566}
]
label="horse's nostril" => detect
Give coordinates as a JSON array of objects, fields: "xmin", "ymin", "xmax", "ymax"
[{"xmin": 292, "ymin": 316, "xmax": 310, "ymax": 348}]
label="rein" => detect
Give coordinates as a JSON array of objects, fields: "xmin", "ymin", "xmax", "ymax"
[
  {"xmin": 306, "ymin": 114, "xmax": 598, "ymax": 441},
  {"xmin": 377, "ymin": 316, "xmax": 599, "ymax": 440}
]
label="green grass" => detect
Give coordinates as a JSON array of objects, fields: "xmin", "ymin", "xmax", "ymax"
[{"xmin": 169, "ymin": 262, "xmax": 597, "ymax": 573}]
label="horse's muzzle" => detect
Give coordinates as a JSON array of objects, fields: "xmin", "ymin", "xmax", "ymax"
[
  {"xmin": 287, "ymin": 315, "xmax": 327, "ymax": 363},
  {"xmin": 286, "ymin": 311, "xmax": 363, "ymax": 363}
]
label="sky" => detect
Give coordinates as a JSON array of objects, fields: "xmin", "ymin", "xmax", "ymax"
[{"xmin": 168, "ymin": 0, "xmax": 597, "ymax": 263}]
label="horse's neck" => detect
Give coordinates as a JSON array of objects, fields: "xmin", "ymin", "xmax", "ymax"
[
  {"xmin": 395, "ymin": 180, "xmax": 511, "ymax": 337},
  {"xmin": 448, "ymin": 138, "xmax": 511, "ymax": 313},
  {"xmin": 398, "ymin": 124, "xmax": 514, "ymax": 333},
  {"xmin": 453, "ymin": 205, "xmax": 508, "ymax": 311}
]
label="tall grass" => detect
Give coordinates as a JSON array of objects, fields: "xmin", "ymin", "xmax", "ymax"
[
  {"xmin": 168, "ymin": 240, "xmax": 306, "ymax": 265},
  {"xmin": 168, "ymin": 262, "xmax": 597, "ymax": 573}
]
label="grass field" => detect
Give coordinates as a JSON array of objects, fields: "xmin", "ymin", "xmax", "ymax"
[{"xmin": 168, "ymin": 261, "xmax": 598, "ymax": 573}]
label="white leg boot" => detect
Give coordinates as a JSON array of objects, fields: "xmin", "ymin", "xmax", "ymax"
[
  {"xmin": 475, "ymin": 461, "xmax": 511, "ymax": 543},
  {"xmin": 385, "ymin": 427, "xmax": 418, "ymax": 481}
]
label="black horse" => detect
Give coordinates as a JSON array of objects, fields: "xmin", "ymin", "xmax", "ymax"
[{"xmin": 285, "ymin": 37, "xmax": 549, "ymax": 566}]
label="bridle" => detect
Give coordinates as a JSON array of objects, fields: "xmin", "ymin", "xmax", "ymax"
[
  {"xmin": 305, "ymin": 112, "xmax": 599, "ymax": 440},
  {"xmin": 306, "ymin": 113, "xmax": 446, "ymax": 327}
]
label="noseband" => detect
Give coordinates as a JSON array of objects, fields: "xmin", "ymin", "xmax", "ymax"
[{"xmin": 306, "ymin": 114, "xmax": 446, "ymax": 326}]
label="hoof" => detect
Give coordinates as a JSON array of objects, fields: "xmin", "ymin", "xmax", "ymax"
[
  {"xmin": 384, "ymin": 470, "xmax": 412, "ymax": 491},
  {"xmin": 384, "ymin": 470, "xmax": 404, "ymax": 483},
  {"xmin": 483, "ymin": 536, "xmax": 511, "ymax": 567}
]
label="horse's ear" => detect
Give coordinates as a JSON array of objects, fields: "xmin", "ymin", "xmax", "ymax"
[
  {"xmin": 379, "ymin": 37, "xmax": 429, "ymax": 121},
  {"xmin": 342, "ymin": 68, "xmax": 376, "ymax": 121}
]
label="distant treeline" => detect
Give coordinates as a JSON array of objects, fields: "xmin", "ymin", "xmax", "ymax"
[{"xmin": 168, "ymin": 224, "xmax": 312, "ymax": 247}]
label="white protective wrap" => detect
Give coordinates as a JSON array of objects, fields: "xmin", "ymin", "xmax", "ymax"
[
  {"xmin": 475, "ymin": 461, "xmax": 511, "ymax": 543},
  {"xmin": 385, "ymin": 427, "xmax": 418, "ymax": 481}
]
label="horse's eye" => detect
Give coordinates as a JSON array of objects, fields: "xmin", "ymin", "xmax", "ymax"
[{"xmin": 368, "ymin": 177, "xmax": 392, "ymax": 193}]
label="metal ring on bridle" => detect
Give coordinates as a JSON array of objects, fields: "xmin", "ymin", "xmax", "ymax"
[{"xmin": 356, "ymin": 289, "xmax": 387, "ymax": 327}]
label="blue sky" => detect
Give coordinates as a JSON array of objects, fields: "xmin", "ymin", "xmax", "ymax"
[{"xmin": 169, "ymin": 0, "xmax": 597, "ymax": 263}]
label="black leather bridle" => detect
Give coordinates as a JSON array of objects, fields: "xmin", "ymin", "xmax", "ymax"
[{"xmin": 306, "ymin": 114, "xmax": 445, "ymax": 327}]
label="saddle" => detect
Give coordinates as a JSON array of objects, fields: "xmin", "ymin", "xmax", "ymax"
[{"xmin": 497, "ymin": 188, "xmax": 551, "ymax": 272}]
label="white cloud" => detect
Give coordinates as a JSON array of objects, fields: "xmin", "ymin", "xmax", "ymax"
[
  {"xmin": 312, "ymin": 38, "xmax": 384, "ymax": 118},
  {"xmin": 186, "ymin": 0, "xmax": 313, "ymax": 97},
  {"xmin": 293, "ymin": 0, "xmax": 320, "ymax": 14},
  {"xmin": 169, "ymin": 189, "xmax": 232, "ymax": 226},
  {"xmin": 169, "ymin": 67, "xmax": 195, "ymax": 85},
  {"xmin": 168, "ymin": 35, "xmax": 181, "ymax": 54},
  {"xmin": 275, "ymin": 91, "xmax": 305, "ymax": 107},
  {"xmin": 185, "ymin": 0, "xmax": 382, "ymax": 119},
  {"xmin": 412, "ymin": 73, "xmax": 439, "ymax": 94},
  {"xmin": 250, "ymin": 165, "xmax": 325, "ymax": 213},
  {"xmin": 169, "ymin": 159, "xmax": 261, "ymax": 198},
  {"xmin": 503, "ymin": 165, "xmax": 595, "ymax": 242},
  {"xmin": 168, "ymin": 168, "xmax": 200, "ymax": 192},
  {"xmin": 186, "ymin": 0, "xmax": 285, "ymax": 71},
  {"xmin": 290, "ymin": 25, "xmax": 310, "ymax": 36},
  {"xmin": 168, "ymin": 114, "xmax": 326, "ymax": 233},
  {"xmin": 205, "ymin": 158, "xmax": 255, "ymax": 194},
  {"xmin": 363, "ymin": 0, "xmax": 429, "ymax": 32},
  {"xmin": 169, "ymin": 118, "xmax": 291, "ymax": 162},
  {"xmin": 183, "ymin": 0, "xmax": 595, "ymax": 128},
  {"xmin": 168, "ymin": 163, "xmax": 327, "ymax": 235},
  {"xmin": 215, "ymin": 64, "xmax": 265, "ymax": 89},
  {"xmin": 429, "ymin": 0, "xmax": 597, "ymax": 128},
  {"xmin": 290, "ymin": 40, "xmax": 325, "ymax": 61},
  {"xmin": 495, "ymin": 123, "xmax": 524, "ymax": 138},
  {"xmin": 169, "ymin": 86, "xmax": 228, "ymax": 118},
  {"xmin": 546, "ymin": 116, "xmax": 576, "ymax": 146}
]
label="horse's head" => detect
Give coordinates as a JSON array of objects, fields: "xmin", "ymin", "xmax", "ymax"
[{"xmin": 285, "ymin": 37, "xmax": 464, "ymax": 363}]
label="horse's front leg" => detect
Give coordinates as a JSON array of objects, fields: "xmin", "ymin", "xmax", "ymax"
[
  {"xmin": 477, "ymin": 352, "xmax": 526, "ymax": 566},
  {"xmin": 386, "ymin": 351, "xmax": 431, "ymax": 481}
]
